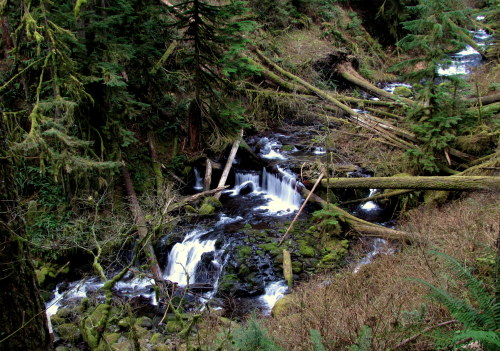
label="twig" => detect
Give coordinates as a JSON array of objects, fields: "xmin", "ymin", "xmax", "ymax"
[
  {"xmin": 392, "ymin": 320, "xmax": 458, "ymax": 349},
  {"xmin": 278, "ymin": 173, "xmax": 324, "ymax": 246}
]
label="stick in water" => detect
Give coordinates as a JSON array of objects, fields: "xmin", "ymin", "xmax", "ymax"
[{"xmin": 278, "ymin": 173, "xmax": 324, "ymax": 246}]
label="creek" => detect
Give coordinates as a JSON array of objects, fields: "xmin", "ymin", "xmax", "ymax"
[{"xmin": 45, "ymin": 18, "xmax": 492, "ymax": 329}]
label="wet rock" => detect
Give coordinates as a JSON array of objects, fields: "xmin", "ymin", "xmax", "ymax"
[
  {"xmin": 271, "ymin": 294, "xmax": 295, "ymax": 317},
  {"xmin": 239, "ymin": 182, "xmax": 255, "ymax": 195}
]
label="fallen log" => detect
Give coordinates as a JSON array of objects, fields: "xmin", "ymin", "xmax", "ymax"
[
  {"xmin": 321, "ymin": 176, "xmax": 500, "ymax": 191},
  {"xmin": 341, "ymin": 189, "xmax": 414, "ymax": 205},
  {"xmin": 300, "ymin": 187, "xmax": 411, "ymax": 242},
  {"xmin": 467, "ymin": 92, "xmax": 500, "ymax": 106},
  {"xmin": 337, "ymin": 62, "xmax": 416, "ymax": 106},
  {"xmin": 214, "ymin": 129, "xmax": 243, "ymax": 200}
]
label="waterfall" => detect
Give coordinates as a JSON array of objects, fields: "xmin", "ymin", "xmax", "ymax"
[
  {"xmin": 193, "ymin": 168, "xmax": 203, "ymax": 191},
  {"xmin": 260, "ymin": 167, "xmax": 302, "ymax": 213},
  {"xmin": 164, "ymin": 229, "xmax": 216, "ymax": 286},
  {"xmin": 260, "ymin": 280, "xmax": 288, "ymax": 314},
  {"xmin": 360, "ymin": 188, "xmax": 379, "ymax": 211},
  {"xmin": 353, "ymin": 238, "xmax": 395, "ymax": 273}
]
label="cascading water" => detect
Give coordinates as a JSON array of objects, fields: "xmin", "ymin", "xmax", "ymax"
[
  {"xmin": 353, "ymin": 238, "xmax": 395, "ymax": 273},
  {"xmin": 360, "ymin": 188, "xmax": 379, "ymax": 212},
  {"xmin": 193, "ymin": 168, "xmax": 203, "ymax": 191},
  {"xmin": 164, "ymin": 229, "xmax": 218, "ymax": 286}
]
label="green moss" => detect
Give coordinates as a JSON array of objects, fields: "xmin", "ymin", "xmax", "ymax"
[
  {"xmin": 198, "ymin": 203, "xmax": 215, "ymax": 216},
  {"xmin": 104, "ymin": 333, "xmax": 121, "ymax": 345},
  {"xmin": 292, "ymin": 261, "xmax": 303, "ymax": 274},
  {"xmin": 202, "ymin": 196, "xmax": 222, "ymax": 209},
  {"xmin": 238, "ymin": 264, "xmax": 250, "ymax": 277},
  {"xmin": 166, "ymin": 320, "xmax": 183, "ymax": 333},
  {"xmin": 136, "ymin": 316, "xmax": 153, "ymax": 329},
  {"xmin": 271, "ymin": 295, "xmax": 295, "ymax": 317},
  {"xmin": 218, "ymin": 274, "xmax": 239, "ymax": 294},
  {"xmin": 393, "ymin": 86, "xmax": 413, "ymax": 98},
  {"xmin": 243, "ymin": 223, "xmax": 252, "ymax": 229},
  {"xmin": 236, "ymin": 245, "xmax": 252, "ymax": 260},
  {"xmin": 184, "ymin": 205, "xmax": 197, "ymax": 213},
  {"xmin": 57, "ymin": 323, "xmax": 82, "ymax": 342},
  {"xmin": 258, "ymin": 243, "xmax": 281, "ymax": 257},
  {"xmin": 297, "ymin": 240, "xmax": 315, "ymax": 257},
  {"xmin": 50, "ymin": 314, "xmax": 65, "ymax": 327},
  {"xmin": 150, "ymin": 333, "xmax": 165, "ymax": 345},
  {"xmin": 281, "ymin": 144, "xmax": 296, "ymax": 151}
]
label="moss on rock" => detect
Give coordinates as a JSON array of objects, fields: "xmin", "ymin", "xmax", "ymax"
[{"xmin": 57, "ymin": 323, "xmax": 82, "ymax": 342}]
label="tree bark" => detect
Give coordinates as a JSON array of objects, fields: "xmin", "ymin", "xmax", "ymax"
[
  {"xmin": 148, "ymin": 131, "xmax": 164, "ymax": 197},
  {"xmin": 467, "ymin": 92, "xmax": 500, "ymax": 106},
  {"xmin": 203, "ymin": 158, "xmax": 212, "ymax": 191},
  {"xmin": 321, "ymin": 176, "xmax": 500, "ymax": 191},
  {"xmin": 214, "ymin": 129, "xmax": 243, "ymax": 200},
  {"xmin": 0, "ymin": 118, "xmax": 53, "ymax": 350},
  {"xmin": 122, "ymin": 162, "xmax": 164, "ymax": 284}
]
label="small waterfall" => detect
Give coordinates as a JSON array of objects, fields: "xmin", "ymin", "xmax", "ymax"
[
  {"xmin": 193, "ymin": 168, "xmax": 203, "ymax": 191},
  {"xmin": 164, "ymin": 229, "xmax": 217, "ymax": 286},
  {"xmin": 260, "ymin": 280, "xmax": 288, "ymax": 314},
  {"xmin": 353, "ymin": 238, "xmax": 395, "ymax": 273},
  {"xmin": 260, "ymin": 167, "xmax": 302, "ymax": 213},
  {"xmin": 360, "ymin": 188, "xmax": 379, "ymax": 212}
]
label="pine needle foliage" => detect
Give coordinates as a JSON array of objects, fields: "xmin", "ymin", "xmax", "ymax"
[
  {"xmin": 233, "ymin": 317, "xmax": 284, "ymax": 351},
  {"xmin": 413, "ymin": 251, "xmax": 500, "ymax": 350}
]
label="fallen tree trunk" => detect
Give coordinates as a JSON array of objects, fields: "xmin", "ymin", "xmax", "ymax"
[
  {"xmin": 300, "ymin": 187, "xmax": 411, "ymax": 242},
  {"xmin": 337, "ymin": 62, "xmax": 416, "ymax": 106},
  {"xmin": 467, "ymin": 92, "xmax": 500, "ymax": 106},
  {"xmin": 321, "ymin": 176, "xmax": 500, "ymax": 191},
  {"xmin": 214, "ymin": 129, "xmax": 243, "ymax": 200},
  {"xmin": 341, "ymin": 189, "xmax": 414, "ymax": 205}
]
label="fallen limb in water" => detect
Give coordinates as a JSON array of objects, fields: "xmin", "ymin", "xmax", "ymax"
[
  {"xmin": 341, "ymin": 189, "xmax": 414, "ymax": 205},
  {"xmin": 336, "ymin": 62, "xmax": 416, "ymax": 106},
  {"xmin": 321, "ymin": 176, "xmax": 500, "ymax": 190},
  {"xmin": 300, "ymin": 187, "xmax": 412, "ymax": 242}
]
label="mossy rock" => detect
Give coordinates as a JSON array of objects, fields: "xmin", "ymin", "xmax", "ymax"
[
  {"xmin": 111, "ymin": 340, "xmax": 133, "ymax": 351},
  {"xmin": 281, "ymin": 145, "xmax": 296, "ymax": 152},
  {"xmin": 50, "ymin": 314, "xmax": 65, "ymax": 327},
  {"xmin": 150, "ymin": 332, "xmax": 165, "ymax": 345},
  {"xmin": 243, "ymin": 223, "xmax": 252, "ymax": 229},
  {"xmin": 297, "ymin": 240, "xmax": 315, "ymax": 258},
  {"xmin": 82, "ymin": 304, "xmax": 121, "ymax": 348},
  {"xmin": 104, "ymin": 333, "xmax": 121, "ymax": 345},
  {"xmin": 235, "ymin": 245, "xmax": 252, "ymax": 260},
  {"xmin": 184, "ymin": 205, "xmax": 197, "ymax": 214},
  {"xmin": 166, "ymin": 320, "xmax": 183, "ymax": 333},
  {"xmin": 55, "ymin": 346, "xmax": 69, "ymax": 351},
  {"xmin": 35, "ymin": 262, "xmax": 70, "ymax": 287},
  {"xmin": 238, "ymin": 264, "xmax": 250, "ymax": 277},
  {"xmin": 57, "ymin": 323, "xmax": 82, "ymax": 342},
  {"xmin": 198, "ymin": 203, "xmax": 215, "ymax": 216},
  {"xmin": 271, "ymin": 295, "xmax": 295, "ymax": 317},
  {"xmin": 153, "ymin": 345, "xmax": 172, "ymax": 351},
  {"xmin": 393, "ymin": 86, "xmax": 413, "ymax": 97},
  {"xmin": 202, "ymin": 196, "xmax": 222, "ymax": 209},
  {"xmin": 136, "ymin": 316, "xmax": 153, "ymax": 329},
  {"xmin": 258, "ymin": 243, "xmax": 281, "ymax": 257},
  {"xmin": 118, "ymin": 317, "xmax": 132, "ymax": 329},
  {"xmin": 291, "ymin": 261, "xmax": 303, "ymax": 274},
  {"xmin": 218, "ymin": 274, "xmax": 239, "ymax": 295}
]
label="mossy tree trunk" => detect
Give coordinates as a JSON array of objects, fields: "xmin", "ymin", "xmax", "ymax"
[
  {"xmin": 321, "ymin": 176, "xmax": 500, "ymax": 190},
  {"xmin": 0, "ymin": 118, "xmax": 53, "ymax": 350}
]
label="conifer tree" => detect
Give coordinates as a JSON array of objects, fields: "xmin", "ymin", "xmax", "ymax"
[{"xmin": 165, "ymin": 0, "xmax": 258, "ymax": 151}]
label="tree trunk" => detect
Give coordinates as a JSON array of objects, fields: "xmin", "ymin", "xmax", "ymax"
[
  {"xmin": 0, "ymin": 119, "xmax": 53, "ymax": 350},
  {"xmin": 467, "ymin": 93, "xmax": 500, "ymax": 106},
  {"xmin": 203, "ymin": 158, "xmax": 212, "ymax": 191},
  {"xmin": 321, "ymin": 176, "xmax": 500, "ymax": 190},
  {"xmin": 122, "ymin": 163, "xmax": 164, "ymax": 284},
  {"xmin": 341, "ymin": 189, "xmax": 414, "ymax": 205},
  {"xmin": 336, "ymin": 63, "xmax": 416, "ymax": 106},
  {"xmin": 214, "ymin": 129, "xmax": 243, "ymax": 200},
  {"xmin": 300, "ymin": 187, "xmax": 411, "ymax": 242},
  {"xmin": 148, "ymin": 131, "xmax": 164, "ymax": 197}
]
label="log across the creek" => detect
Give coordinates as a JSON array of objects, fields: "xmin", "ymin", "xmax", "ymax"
[{"xmin": 320, "ymin": 176, "xmax": 500, "ymax": 190}]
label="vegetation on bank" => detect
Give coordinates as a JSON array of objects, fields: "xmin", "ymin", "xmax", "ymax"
[{"xmin": 0, "ymin": 0, "xmax": 498, "ymax": 350}]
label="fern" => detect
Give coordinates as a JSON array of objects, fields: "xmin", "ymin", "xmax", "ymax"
[
  {"xmin": 310, "ymin": 329, "xmax": 326, "ymax": 351},
  {"xmin": 233, "ymin": 317, "xmax": 283, "ymax": 351},
  {"xmin": 413, "ymin": 251, "xmax": 500, "ymax": 350},
  {"xmin": 348, "ymin": 325, "xmax": 372, "ymax": 351}
]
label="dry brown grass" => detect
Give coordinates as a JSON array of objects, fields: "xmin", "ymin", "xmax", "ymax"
[{"xmin": 263, "ymin": 192, "xmax": 499, "ymax": 351}]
